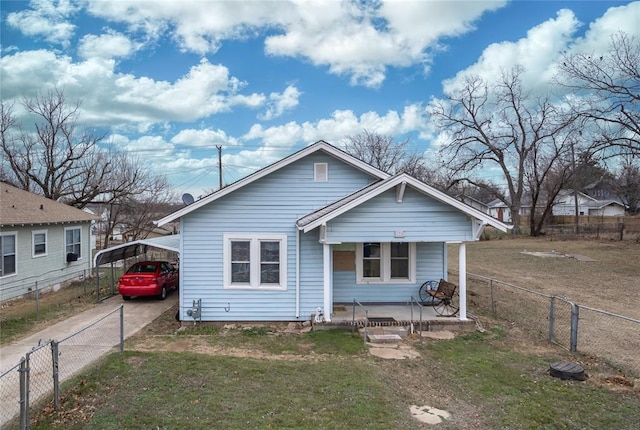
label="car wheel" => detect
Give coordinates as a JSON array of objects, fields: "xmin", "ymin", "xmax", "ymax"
[
  {"xmin": 122, "ymin": 295, "xmax": 131, "ymax": 301},
  {"xmin": 159, "ymin": 286, "xmax": 167, "ymax": 300}
]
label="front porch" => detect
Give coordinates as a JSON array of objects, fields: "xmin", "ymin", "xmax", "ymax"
[{"xmin": 315, "ymin": 303, "xmax": 477, "ymax": 333}]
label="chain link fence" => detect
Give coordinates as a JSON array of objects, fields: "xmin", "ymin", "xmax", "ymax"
[
  {"xmin": 455, "ymin": 270, "xmax": 640, "ymax": 377},
  {"xmin": 0, "ymin": 305, "xmax": 123, "ymax": 429}
]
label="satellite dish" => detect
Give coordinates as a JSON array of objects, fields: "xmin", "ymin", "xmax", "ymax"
[{"xmin": 182, "ymin": 193, "xmax": 195, "ymax": 205}]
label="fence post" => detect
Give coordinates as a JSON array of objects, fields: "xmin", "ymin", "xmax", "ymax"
[
  {"xmin": 23, "ymin": 352, "xmax": 31, "ymax": 430},
  {"xmin": 120, "ymin": 305, "xmax": 124, "ymax": 353},
  {"xmin": 489, "ymin": 279, "xmax": 495, "ymax": 314},
  {"xmin": 18, "ymin": 358, "xmax": 27, "ymax": 430},
  {"xmin": 570, "ymin": 303, "xmax": 579, "ymax": 352},
  {"xmin": 548, "ymin": 296, "xmax": 555, "ymax": 343},
  {"xmin": 51, "ymin": 341, "xmax": 60, "ymax": 410}
]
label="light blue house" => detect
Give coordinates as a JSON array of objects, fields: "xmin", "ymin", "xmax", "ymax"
[{"xmin": 156, "ymin": 141, "xmax": 510, "ymax": 322}]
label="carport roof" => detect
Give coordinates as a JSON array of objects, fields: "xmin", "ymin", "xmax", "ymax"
[{"xmin": 94, "ymin": 234, "xmax": 180, "ymax": 266}]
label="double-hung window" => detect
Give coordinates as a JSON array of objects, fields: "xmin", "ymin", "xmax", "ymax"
[
  {"xmin": 33, "ymin": 230, "xmax": 47, "ymax": 257},
  {"xmin": 356, "ymin": 242, "xmax": 415, "ymax": 284},
  {"xmin": 224, "ymin": 234, "xmax": 287, "ymax": 290},
  {"xmin": 65, "ymin": 227, "xmax": 82, "ymax": 259},
  {"xmin": 0, "ymin": 232, "xmax": 17, "ymax": 277}
]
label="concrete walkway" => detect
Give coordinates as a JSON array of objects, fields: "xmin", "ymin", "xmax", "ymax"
[
  {"xmin": 0, "ymin": 293, "xmax": 177, "ymax": 427},
  {"xmin": 1, "ymin": 293, "xmax": 177, "ymax": 371}
]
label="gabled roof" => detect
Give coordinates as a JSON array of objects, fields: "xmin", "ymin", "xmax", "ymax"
[
  {"xmin": 583, "ymin": 200, "xmax": 626, "ymax": 209},
  {"xmin": 156, "ymin": 140, "xmax": 390, "ymax": 226},
  {"xmin": 0, "ymin": 182, "xmax": 100, "ymax": 226},
  {"xmin": 556, "ymin": 189, "xmax": 598, "ymax": 202},
  {"xmin": 296, "ymin": 173, "xmax": 511, "ymax": 233}
]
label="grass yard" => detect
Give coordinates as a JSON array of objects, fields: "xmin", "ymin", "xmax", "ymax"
[
  {"xmin": 27, "ymin": 320, "xmax": 640, "ymax": 430},
  {"xmin": 449, "ymin": 237, "xmax": 640, "ymax": 319},
  {"xmin": 0, "ymin": 270, "xmax": 124, "ymax": 346},
  {"xmin": 5, "ymin": 237, "xmax": 640, "ymax": 428}
]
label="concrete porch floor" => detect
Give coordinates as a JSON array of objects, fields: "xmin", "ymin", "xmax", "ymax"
[{"xmin": 323, "ymin": 303, "xmax": 476, "ymax": 332}]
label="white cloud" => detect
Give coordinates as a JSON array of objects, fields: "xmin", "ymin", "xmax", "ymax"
[
  {"xmin": 259, "ymin": 85, "xmax": 301, "ymax": 121},
  {"xmin": 171, "ymin": 128, "xmax": 241, "ymax": 148},
  {"xmin": 0, "ymin": 52, "xmax": 267, "ymax": 126},
  {"xmin": 572, "ymin": 1, "xmax": 640, "ymax": 53},
  {"xmin": 78, "ymin": 30, "xmax": 142, "ymax": 59},
  {"xmin": 442, "ymin": 8, "xmax": 580, "ymax": 95},
  {"xmin": 84, "ymin": 0, "xmax": 508, "ymax": 87},
  {"xmin": 7, "ymin": 0, "xmax": 79, "ymax": 47}
]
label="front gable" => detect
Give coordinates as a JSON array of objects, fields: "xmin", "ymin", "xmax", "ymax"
[
  {"xmin": 156, "ymin": 141, "xmax": 389, "ymax": 227},
  {"xmin": 323, "ymin": 187, "xmax": 473, "ymax": 243}
]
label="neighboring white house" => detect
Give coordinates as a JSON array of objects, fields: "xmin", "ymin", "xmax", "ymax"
[
  {"xmin": 0, "ymin": 182, "xmax": 99, "ymax": 301},
  {"xmin": 553, "ymin": 189, "xmax": 626, "ymax": 217},
  {"xmin": 155, "ymin": 141, "xmax": 511, "ymax": 323}
]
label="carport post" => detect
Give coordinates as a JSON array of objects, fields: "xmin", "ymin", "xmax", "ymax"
[
  {"xmin": 110, "ymin": 262, "xmax": 115, "ymax": 296},
  {"xmin": 119, "ymin": 305, "xmax": 124, "ymax": 353},
  {"xmin": 95, "ymin": 263, "xmax": 100, "ymax": 303}
]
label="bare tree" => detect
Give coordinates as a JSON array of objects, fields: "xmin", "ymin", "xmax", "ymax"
[
  {"xmin": 0, "ymin": 89, "xmax": 172, "ymax": 215},
  {"xmin": 429, "ymin": 66, "xmax": 578, "ymax": 233},
  {"xmin": 344, "ymin": 130, "xmax": 429, "ymax": 177},
  {"xmin": 556, "ymin": 32, "xmax": 640, "ymax": 156},
  {"xmin": 1, "ymin": 89, "xmax": 111, "ymax": 206},
  {"xmin": 615, "ymin": 157, "xmax": 640, "ymax": 215}
]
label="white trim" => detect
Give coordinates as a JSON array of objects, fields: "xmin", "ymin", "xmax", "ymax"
[
  {"xmin": 295, "ymin": 228, "xmax": 300, "ymax": 318},
  {"xmin": 458, "ymin": 243, "xmax": 467, "ymax": 320},
  {"xmin": 223, "ymin": 233, "xmax": 288, "ymax": 290},
  {"xmin": 300, "ymin": 173, "xmax": 511, "ymax": 234},
  {"xmin": 323, "ymin": 243, "xmax": 332, "ymax": 322},
  {"xmin": 0, "ymin": 231, "xmax": 18, "ymax": 278},
  {"xmin": 64, "ymin": 226, "xmax": 82, "ymax": 261},
  {"xmin": 314, "ymin": 162, "xmax": 328, "ymax": 182},
  {"xmin": 395, "ymin": 182, "xmax": 406, "ymax": 203},
  {"xmin": 355, "ymin": 242, "xmax": 416, "ymax": 284},
  {"xmin": 156, "ymin": 141, "xmax": 390, "ymax": 226},
  {"xmin": 32, "ymin": 229, "xmax": 48, "ymax": 258}
]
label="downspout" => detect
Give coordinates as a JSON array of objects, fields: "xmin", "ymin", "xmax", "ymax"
[{"xmin": 295, "ymin": 228, "xmax": 300, "ymax": 318}]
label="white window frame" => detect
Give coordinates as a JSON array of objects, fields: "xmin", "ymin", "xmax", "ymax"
[
  {"xmin": 223, "ymin": 233, "xmax": 287, "ymax": 290},
  {"xmin": 64, "ymin": 226, "xmax": 82, "ymax": 261},
  {"xmin": 32, "ymin": 229, "xmax": 48, "ymax": 258},
  {"xmin": 314, "ymin": 162, "xmax": 328, "ymax": 182},
  {"xmin": 356, "ymin": 242, "xmax": 416, "ymax": 284},
  {"xmin": 0, "ymin": 231, "xmax": 17, "ymax": 278}
]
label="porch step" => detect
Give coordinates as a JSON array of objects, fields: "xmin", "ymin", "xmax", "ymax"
[{"xmin": 367, "ymin": 334, "xmax": 403, "ymax": 344}]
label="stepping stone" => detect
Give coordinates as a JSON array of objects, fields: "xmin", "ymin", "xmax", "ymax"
[{"xmin": 367, "ymin": 334, "xmax": 402, "ymax": 343}]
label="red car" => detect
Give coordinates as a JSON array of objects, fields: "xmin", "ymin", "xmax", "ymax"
[{"xmin": 118, "ymin": 261, "xmax": 179, "ymax": 301}]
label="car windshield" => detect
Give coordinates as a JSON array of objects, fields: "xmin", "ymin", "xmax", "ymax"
[{"xmin": 128, "ymin": 264, "xmax": 157, "ymax": 274}]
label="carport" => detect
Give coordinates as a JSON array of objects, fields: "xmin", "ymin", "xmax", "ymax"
[{"xmin": 93, "ymin": 235, "xmax": 180, "ymax": 301}]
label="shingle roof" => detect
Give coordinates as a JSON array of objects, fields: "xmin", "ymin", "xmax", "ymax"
[{"xmin": 0, "ymin": 182, "xmax": 99, "ymax": 226}]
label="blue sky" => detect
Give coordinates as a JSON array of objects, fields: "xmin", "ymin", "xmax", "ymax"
[{"xmin": 1, "ymin": 0, "xmax": 638, "ymax": 198}]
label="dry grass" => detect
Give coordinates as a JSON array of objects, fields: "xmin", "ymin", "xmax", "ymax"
[{"xmin": 449, "ymin": 237, "xmax": 640, "ymax": 319}]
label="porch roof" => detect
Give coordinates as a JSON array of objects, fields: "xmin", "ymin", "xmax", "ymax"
[{"xmin": 296, "ymin": 173, "xmax": 511, "ymax": 234}]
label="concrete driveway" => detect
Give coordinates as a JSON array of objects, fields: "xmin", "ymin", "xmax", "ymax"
[{"xmin": 0, "ymin": 292, "xmax": 177, "ymax": 427}]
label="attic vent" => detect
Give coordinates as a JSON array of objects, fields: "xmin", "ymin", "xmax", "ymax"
[{"xmin": 314, "ymin": 163, "xmax": 328, "ymax": 182}]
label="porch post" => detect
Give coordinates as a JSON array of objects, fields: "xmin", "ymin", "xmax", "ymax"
[
  {"xmin": 458, "ymin": 242, "xmax": 468, "ymax": 320},
  {"xmin": 323, "ymin": 242, "xmax": 332, "ymax": 322}
]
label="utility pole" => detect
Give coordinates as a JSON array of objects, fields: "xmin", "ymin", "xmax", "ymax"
[
  {"xmin": 571, "ymin": 141, "xmax": 579, "ymax": 234},
  {"xmin": 216, "ymin": 145, "xmax": 223, "ymax": 190}
]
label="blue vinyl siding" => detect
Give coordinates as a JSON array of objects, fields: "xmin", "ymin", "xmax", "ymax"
[
  {"xmin": 325, "ymin": 188, "xmax": 473, "ymax": 243},
  {"xmin": 333, "ymin": 242, "xmax": 444, "ymax": 303},
  {"xmin": 179, "ymin": 152, "xmax": 377, "ymax": 321}
]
